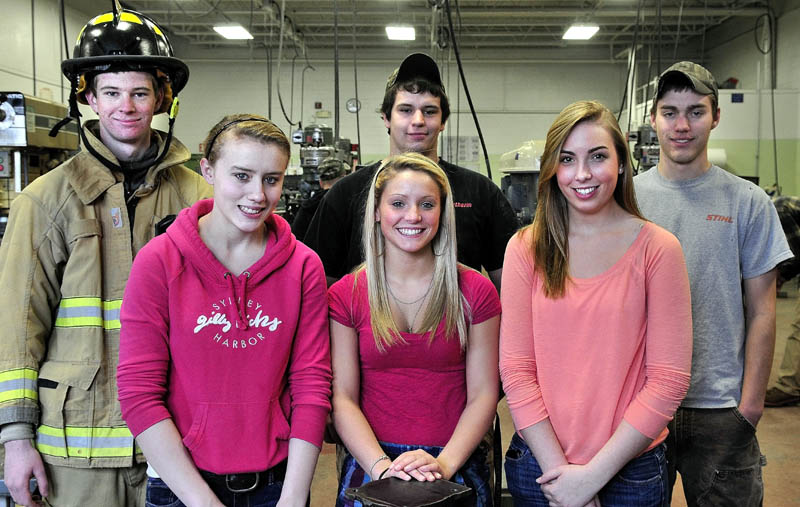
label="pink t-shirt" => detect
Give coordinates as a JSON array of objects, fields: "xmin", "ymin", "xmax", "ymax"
[
  {"xmin": 328, "ymin": 267, "xmax": 501, "ymax": 447},
  {"xmin": 499, "ymin": 222, "xmax": 692, "ymax": 464}
]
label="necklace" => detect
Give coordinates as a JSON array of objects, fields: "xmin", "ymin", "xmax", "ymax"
[
  {"xmin": 387, "ymin": 277, "xmax": 434, "ymax": 333},
  {"xmin": 404, "ymin": 295, "xmax": 428, "ymax": 333},
  {"xmin": 387, "ymin": 277, "xmax": 433, "ymax": 305}
]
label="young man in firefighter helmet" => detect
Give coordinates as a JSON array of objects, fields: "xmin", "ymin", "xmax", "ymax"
[{"xmin": 0, "ymin": 4, "xmax": 210, "ymax": 506}]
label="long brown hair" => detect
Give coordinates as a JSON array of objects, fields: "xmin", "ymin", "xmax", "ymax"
[{"xmin": 530, "ymin": 100, "xmax": 643, "ymax": 298}]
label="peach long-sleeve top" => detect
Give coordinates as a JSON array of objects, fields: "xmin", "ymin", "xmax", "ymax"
[{"xmin": 499, "ymin": 222, "xmax": 692, "ymax": 464}]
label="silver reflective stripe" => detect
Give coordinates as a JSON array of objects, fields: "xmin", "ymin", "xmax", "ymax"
[
  {"xmin": 104, "ymin": 307, "xmax": 121, "ymax": 321},
  {"xmin": 0, "ymin": 377, "xmax": 37, "ymax": 393},
  {"xmin": 56, "ymin": 306, "xmax": 102, "ymax": 319}
]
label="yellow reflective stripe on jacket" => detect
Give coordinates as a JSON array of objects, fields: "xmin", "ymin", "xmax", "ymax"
[
  {"xmin": 36, "ymin": 425, "xmax": 134, "ymax": 459},
  {"xmin": 54, "ymin": 298, "xmax": 122, "ymax": 330},
  {"xmin": 0, "ymin": 368, "xmax": 38, "ymax": 403}
]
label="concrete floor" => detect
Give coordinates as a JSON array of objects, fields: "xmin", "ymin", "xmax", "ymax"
[{"xmin": 310, "ymin": 290, "xmax": 800, "ymax": 506}]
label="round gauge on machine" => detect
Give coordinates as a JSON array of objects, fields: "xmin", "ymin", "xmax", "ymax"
[
  {"xmin": 346, "ymin": 98, "xmax": 361, "ymax": 113},
  {"xmin": 0, "ymin": 101, "xmax": 15, "ymax": 130}
]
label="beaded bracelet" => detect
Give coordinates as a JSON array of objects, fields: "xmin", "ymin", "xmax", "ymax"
[{"xmin": 369, "ymin": 454, "xmax": 390, "ymax": 479}]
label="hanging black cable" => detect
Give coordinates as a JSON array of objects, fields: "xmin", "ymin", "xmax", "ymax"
[
  {"xmin": 59, "ymin": 0, "xmax": 68, "ymax": 103},
  {"xmin": 452, "ymin": 3, "xmax": 462, "ymax": 165},
  {"xmin": 750, "ymin": 3, "xmax": 779, "ymax": 193},
  {"xmin": 657, "ymin": 0, "xmax": 662, "ymax": 76},
  {"xmin": 60, "ymin": 0, "xmax": 69, "ymax": 58},
  {"xmin": 333, "ymin": 0, "xmax": 340, "ymax": 140},
  {"xmin": 700, "ymin": 0, "xmax": 708, "ymax": 62},
  {"xmin": 350, "ymin": 0, "xmax": 362, "ymax": 164},
  {"xmin": 31, "ymin": 0, "xmax": 37, "ymax": 96},
  {"xmin": 443, "ymin": 0, "xmax": 491, "ymax": 179},
  {"xmin": 767, "ymin": 4, "xmax": 779, "ymax": 194}
]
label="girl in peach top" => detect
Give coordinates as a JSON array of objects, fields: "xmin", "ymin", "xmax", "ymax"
[{"xmin": 499, "ymin": 101, "xmax": 692, "ymax": 507}]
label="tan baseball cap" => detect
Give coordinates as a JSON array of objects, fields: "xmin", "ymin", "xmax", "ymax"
[{"xmin": 658, "ymin": 61, "xmax": 718, "ymax": 102}]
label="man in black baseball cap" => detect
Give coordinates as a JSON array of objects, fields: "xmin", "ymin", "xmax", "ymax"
[
  {"xmin": 304, "ymin": 53, "xmax": 516, "ymax": 289},
  {"xmin": 635, "ymin": 61, "xmax": 791, "ymax": 506},
  {"xmin": 303, "ymin": 53, "xmax": 517, "ymax": 504}
]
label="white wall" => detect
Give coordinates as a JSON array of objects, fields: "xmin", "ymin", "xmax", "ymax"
[
  {"xmin": 0, "ymin": 0, "xmax": 88, "ymax": 102},
  {"xmin": 176, "ymin": 60, "xmax": 626, "ymax": 173},
  {"xmin": 1, "ymin": 0, "xmax": 627, "ymax": 177}
]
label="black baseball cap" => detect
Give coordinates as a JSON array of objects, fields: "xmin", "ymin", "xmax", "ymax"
[{"xmin": 385, "ymin": 53, "xmax": 444, "ymax": 92}]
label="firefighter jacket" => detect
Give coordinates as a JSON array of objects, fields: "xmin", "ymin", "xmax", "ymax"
[{"xmin": 0, "ymin": 121, "xmax": 212, "ymax": 468}]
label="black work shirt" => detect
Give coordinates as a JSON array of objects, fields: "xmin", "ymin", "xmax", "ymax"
[{"xmin": 303, "ymin": 158, "xmax": 519, "ymax": 280}]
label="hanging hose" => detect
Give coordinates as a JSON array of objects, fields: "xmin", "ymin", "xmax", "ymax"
[
  {"xmin": 276, "ymin": 0, "xmax": 298, "ymax": 126},
  {"xmin": 300, "ymin": 63, "xmax": 314, "ymax": 127},
  {"xmin": 290, "ymin": 52, "xmax": 298, "ymax": 121},
  {"xmin": 617, "ymin": 0, "xmax": 643, "ymax": 123},
  {"xmin": 672, "ymin": 0, "xmax": 684, "ymax": 61},
  {"xmin": 756, "ymin": 4, "xmax": 780, "ymax": 194},
  {"xmin": 443, "ymin": 0, "xmax": 491, "ymax": 180}
]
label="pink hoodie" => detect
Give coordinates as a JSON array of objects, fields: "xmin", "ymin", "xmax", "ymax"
[{"xmin": 118, "ymin": 199, "xmax": 332, "ymax": 474}]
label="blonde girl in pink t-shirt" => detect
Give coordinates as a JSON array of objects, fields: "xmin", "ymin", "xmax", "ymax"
[
  {"xmin": 499, "ymin": 101, "xmax": 692, "ymax": 507},
  {"xmin": 329, "ymin": 153, "xmax": 501, "ymax": 506}
]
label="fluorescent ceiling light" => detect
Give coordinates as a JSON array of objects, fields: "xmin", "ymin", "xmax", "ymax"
[
  {"xmin": 563, "ymin": 24, "xmax": 599, "ymax": 40},
  {"xmin": 213, "ymin": 24, "xmax": 253, "ymax": 40},
  {"xmin": 386, "ymin": 25, "xmax": 415, "ymax": 41}
]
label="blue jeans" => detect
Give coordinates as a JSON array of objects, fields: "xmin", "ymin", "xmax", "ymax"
[
  {"xmin": 505, "ymin": 433, "xmax": 667, "ymax": 506},
  {"xmin": 337, "ymin": 440, "xmax": 492, "ymax": 506},
  {"xmin": 666, "ymin": 407, "xmax": 764, "ymax": 506},
  {"xmin": 145, "ymin": 469, "xmax": 285, "ymax": 507}
]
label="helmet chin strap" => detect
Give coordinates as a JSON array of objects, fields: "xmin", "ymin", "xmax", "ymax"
[
  {"xmin": 79, "ymin": 112, "xmax": 177, "ymax": 174},
  {"xmin": 49, "ymin": 75, "xmax": 81, "ymax": 138},
  {"xmin": 51, "ymin": 74, "xmax": 179, "ymax": 173}
]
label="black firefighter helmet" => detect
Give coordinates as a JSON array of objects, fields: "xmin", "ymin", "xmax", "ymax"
[
  {"xmin": 51, "ymin": 3, "xmax": 189, "ymax": 170},
  {"xmin": 61, "ymin": 8, "xmax": 188, "ymax": 115}
]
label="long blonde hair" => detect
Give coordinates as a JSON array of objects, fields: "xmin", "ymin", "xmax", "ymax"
[
  {"xmin": 357, "ymin": 153, "xmax": 468, "ymax": 352},
  {"xmin": 531, "ymin": 100, "xmax": 644, "ymax": 298}
]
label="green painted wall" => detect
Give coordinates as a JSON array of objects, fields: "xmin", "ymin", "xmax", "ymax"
[{"xmin": 709, "ymin": 139, "xmax": 800, "ymax": 196}]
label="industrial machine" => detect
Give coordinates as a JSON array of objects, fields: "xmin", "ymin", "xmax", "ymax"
[
  {"xmin": 0, "ymin": 92, "xmax": 79, "ymax": 241},
  {"xmin": 283, "ymin": 123, "xmax": 354, "ymax": 222},
  {"xmin": 498, "ymin": 140, "xmax": 543, "ymax": 226},
  {"xmin": 628, "ymin": 124, "xmax": 659, "ymax": 172}
]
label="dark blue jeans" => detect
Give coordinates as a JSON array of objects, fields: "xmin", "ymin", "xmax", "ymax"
[
  {"xmin": 145, "ymin": 470, "xmax": 285, "ymax": 507},
  {"xmin": 505, "ymin": 433, "xmax": 667, "ymax": 506},
  {"xmin": 337, "ymin": 440, "xmax": 492, "ymax": 506},
  {"xmin": 666, "ymin": 407, "xmax": 764, "ymax": 506}
]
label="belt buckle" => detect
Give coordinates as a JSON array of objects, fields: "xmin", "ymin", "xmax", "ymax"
[{"xmin": 225, "ymin": 472, "xmax": 260, "ymax": 493}]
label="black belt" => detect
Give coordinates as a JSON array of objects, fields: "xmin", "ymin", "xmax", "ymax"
[{"xmin": 200, "ymin": 461, "xmax": 287, "ymax": 493}]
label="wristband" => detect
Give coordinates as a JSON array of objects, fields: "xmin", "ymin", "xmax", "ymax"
[{"xmin": 369, "ymin": 454, "xmax": 390, "ymax": 478}]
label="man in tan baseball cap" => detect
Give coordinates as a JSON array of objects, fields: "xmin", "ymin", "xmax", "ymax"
[{"xmin": 635, "ymin": 61, "xmax": 791, "ymax": 506}]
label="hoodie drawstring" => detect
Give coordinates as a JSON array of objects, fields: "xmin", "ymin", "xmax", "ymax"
[{"xmin": 223, "ymin": 271, "xmax": 252, "ymax": 330}]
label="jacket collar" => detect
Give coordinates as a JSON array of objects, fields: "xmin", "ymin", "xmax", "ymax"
[{"xmin": 64, "ymin": 120, "xmax": 191, "ymax": 204}]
